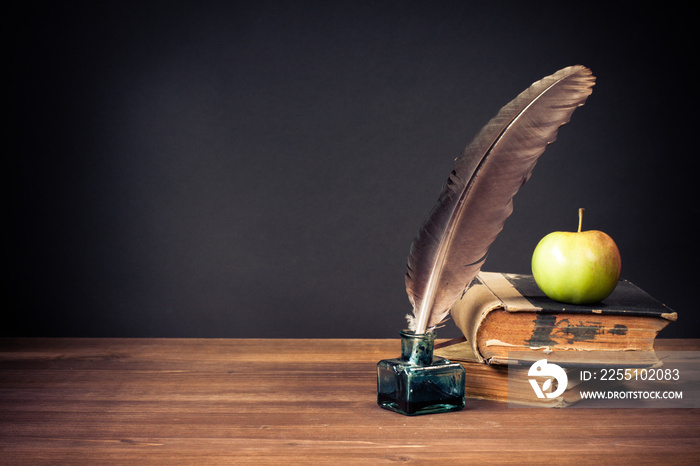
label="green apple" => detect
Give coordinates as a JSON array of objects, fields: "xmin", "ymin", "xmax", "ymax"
[{"xmin": 531, "ymin": 208, "xmax": 622, "ymax": 304}]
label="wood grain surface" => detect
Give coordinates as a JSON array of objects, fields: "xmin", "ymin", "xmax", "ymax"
[{"xmin": 1, "ymin": 338, "xmax": 698, "ymax": 464}]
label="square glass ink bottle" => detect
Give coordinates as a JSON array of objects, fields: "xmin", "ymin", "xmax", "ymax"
[{"xmin": 377, "ymin": 330, "xmax": 466, "ymax": 415}]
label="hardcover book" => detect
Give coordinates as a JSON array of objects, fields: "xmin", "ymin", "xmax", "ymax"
[
  {"xmin": 434, "ymin": 338, "xmax": 588, "ymax": 407},
  {"xmin": 449, "ymin": 272, "xmax": 677, "ymax": 366}
]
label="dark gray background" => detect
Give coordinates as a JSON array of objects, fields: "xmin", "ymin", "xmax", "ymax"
[{"xmin": 12, "ymin": 1, "xmax": 697, "ymax": 339}]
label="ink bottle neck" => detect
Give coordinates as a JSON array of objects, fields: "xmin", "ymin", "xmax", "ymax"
[{"xmin": 399, "ymin": 330, "xmax": 435, "ymax": 366}]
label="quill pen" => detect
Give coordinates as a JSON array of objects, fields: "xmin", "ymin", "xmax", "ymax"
[{"xmin": 405, "ymin": 65, "xmax": 595, "ymax": 334}]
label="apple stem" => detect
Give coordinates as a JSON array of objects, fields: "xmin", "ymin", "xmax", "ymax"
[{"xmin": 578, "ymin": 208, "xmax": 584, "ymax": 233}]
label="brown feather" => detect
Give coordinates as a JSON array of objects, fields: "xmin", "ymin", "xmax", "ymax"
[{"xmin": 405, "ymin": 65, "xmax": 595, "ymax": 334}]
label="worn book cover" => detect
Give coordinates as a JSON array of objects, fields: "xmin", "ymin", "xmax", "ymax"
[{"xmin": 450, "ymin": 272, "xmax": 677, "ymax": 365}]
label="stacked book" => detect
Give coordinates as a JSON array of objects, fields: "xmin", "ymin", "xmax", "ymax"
[{"xmin": 434, "ymin": 272, "xmax": 677, "ymax": 407}]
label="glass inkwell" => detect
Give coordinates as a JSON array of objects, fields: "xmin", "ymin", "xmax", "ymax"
[{"xmin": 377, "ymin": 330, "xmax": 466, "ymax": 415}]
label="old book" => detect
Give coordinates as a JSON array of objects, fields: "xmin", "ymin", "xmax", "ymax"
[
  {"xmin": 449, "ymin": 272, "xmax": 677, "ymax": 366},
  {"xmin": 434, "ymin": 337, "xmax": 644, "ymax": 407},
  {"xmin": 434, "ymin": 338, "xmax": 588, "ymax": 407}
]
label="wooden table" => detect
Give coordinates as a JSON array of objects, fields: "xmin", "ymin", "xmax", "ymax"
[{"xmin": 1, "ymin": 338, "xmax": 698, "ymax": 464}]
